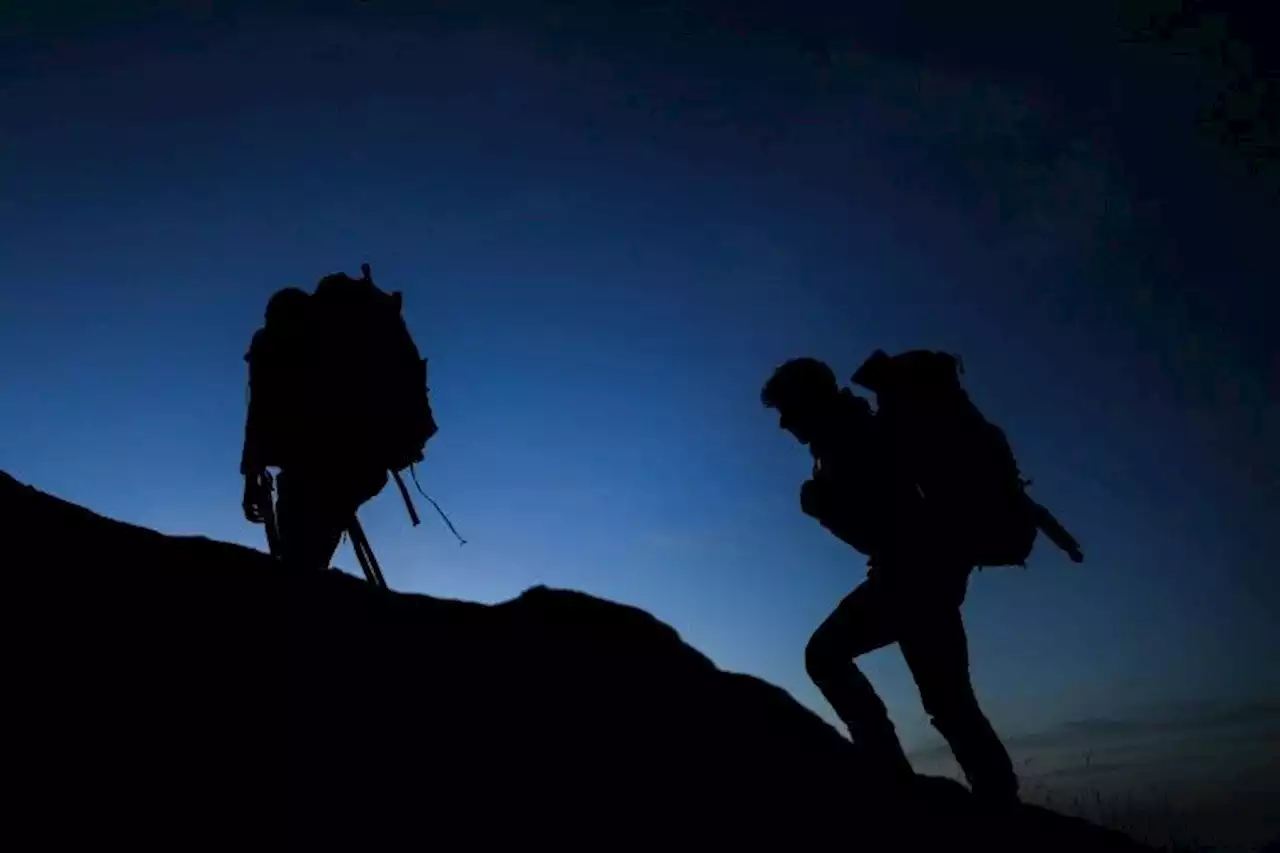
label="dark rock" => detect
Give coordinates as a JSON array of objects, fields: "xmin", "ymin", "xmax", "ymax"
[{"xmin": 3, "ymin": 471, "xmax": 1158, "ymax": 851}]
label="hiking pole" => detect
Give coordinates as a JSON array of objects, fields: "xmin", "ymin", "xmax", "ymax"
[
  {"xmin": 348, "ymin": 517, "xmax": 373, "ymax": 582},
  {"xmin": 260, "ymin": 472, "xmax": 282, "ymax": 558},
  {"xmin": 1029, "ymin": 498, "xmax": 1084, "ymax": 563},
  {"xmin": 347, "ymin": 515, "xmax": 388, "ymax": 589},
  {"xmin": 353, "ymin": 522, "xmax": 387, "ymax": 589},
  {"xmin": 347, "ymin": 520, "xmax": 373, "ymax": 582}
]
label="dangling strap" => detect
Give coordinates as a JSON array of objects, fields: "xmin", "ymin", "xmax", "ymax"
[
  {"xmin": 391, "ymin": 469, "xmax": 422, "ymax": 526},
  {"xmin": 410, "ymin": 464, "xmax": 467, "ymax": 546},
  {"xmin": 389, "ymin": 467, "xmax": 467, "ymax": 545}
]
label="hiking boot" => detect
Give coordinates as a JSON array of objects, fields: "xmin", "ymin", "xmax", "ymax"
[
  {"xmin": 849, "ymin": 737, "xmax": 917, "ymax": 784},
  {"xmin": 968, "ymin": 777, "xmax": 1020, "ymax": 810}
]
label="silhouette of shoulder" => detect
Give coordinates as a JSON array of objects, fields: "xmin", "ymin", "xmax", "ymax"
[{"xmin": 246, "ymin": 327, "xmax": 268, "ymax": 362}]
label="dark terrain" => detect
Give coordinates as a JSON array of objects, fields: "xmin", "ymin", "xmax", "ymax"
[{"xmin": 4, "ymin": 470, "xmax": 1160, "ymax": 850}]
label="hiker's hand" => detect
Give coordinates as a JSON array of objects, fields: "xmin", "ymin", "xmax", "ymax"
[
  {"xmin": 1067, "ymin": 546, "xmax": 1084, "ymax": 564},
  {"xmin": 242, "ymin": 471, "xmax": 268, "ymax": 524}
]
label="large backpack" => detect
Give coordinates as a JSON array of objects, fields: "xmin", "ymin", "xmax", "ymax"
[
  {"xmin": 247, "ymin": 265, "xmax": 438, "ymax": 502},
  {"xmin": 307, "ymin": 265, "xmax": 438, "ymax": 475},
  {"xmin": 851, "ymin": 349, "xmax": 1082, "ymax": 567}
]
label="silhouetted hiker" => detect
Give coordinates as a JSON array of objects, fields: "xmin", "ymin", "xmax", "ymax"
[
  {"xmin": 761, "ymin": 357, "xmax": 1024, "ymax": 804},
  {"xmin": 240, "ymin": 263, "xmax": 445, "ymax": 578}
]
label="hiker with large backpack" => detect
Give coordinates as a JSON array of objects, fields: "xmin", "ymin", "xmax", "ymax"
[
  {"xmin": 240, "ymin": 263, "xmax": 444, "ymax": 581},
  {"xmin": 762, "ymin": 354, "xmax": 1081, "ymax": 804}
]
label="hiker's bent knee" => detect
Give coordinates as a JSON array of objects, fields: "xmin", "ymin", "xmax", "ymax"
[
  {"xmin": 805, "ymin": 629, "xmax": 841, "ymax": 681},
  {"xmin": 920, "ymin": 686, "xmax": 982, "ymax": 727}
]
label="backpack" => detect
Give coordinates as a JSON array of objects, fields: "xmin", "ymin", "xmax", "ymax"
[
  {"xmin": 307, "ymin": 265, "xmax": 438, "ymax": 475},
  {"xmin": 851, "ymin": 349, "xmax": 1083, "ymax": 567},
  {"xmin": 246, "ymin": 265, "xmax": 439, "ymax": 513}
]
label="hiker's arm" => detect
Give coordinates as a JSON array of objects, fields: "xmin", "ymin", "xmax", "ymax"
[
  {"xmin": 240, "ymin": 332, "xmax": 268, "ymax": 476},
  {"xmin": 240, "ymin": 416, "xmax": 264, "ymax": 475}
]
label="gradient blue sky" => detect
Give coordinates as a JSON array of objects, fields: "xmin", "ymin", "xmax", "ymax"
[{"xmin": 2, "ymin": 2, "xmax": 1276, "ymax": 761}]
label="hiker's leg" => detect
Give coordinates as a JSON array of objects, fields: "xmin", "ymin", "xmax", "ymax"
[
  {"xmin": 805, "ymin": 576, "xmax": 913, "ymax": 776},
  {"xmin": 275, "ymin": 469, "xmax": 346, "ymax": 572},
  {"xmin": 309, "ymin": 482, "xmax": 358, "ymax": 571},
  {"xmin": 323, "ymin": 465, "xmax": 387, "ymax": 572},
  {"xmin": 898, "ymin": 576, "xmax": 1018, "ymax": 802}
]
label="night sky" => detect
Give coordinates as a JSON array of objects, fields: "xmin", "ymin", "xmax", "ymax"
[{"xmin": 2, "ymin": 1, "xmax": 1275, "ymax": 821}]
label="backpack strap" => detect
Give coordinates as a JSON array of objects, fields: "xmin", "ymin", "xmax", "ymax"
[
  {"xmin": 401, "ymin": 464, "xmax": 468, "ymax": 546},
  {"xmin": 391, "ymin": 469, "xmax": 422, "ymax": 526}
]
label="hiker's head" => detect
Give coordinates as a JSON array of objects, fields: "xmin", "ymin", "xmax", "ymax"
[
  {"xmin": 761, "ymin": 357, "xmax": 841, "ymax": 445},
  {"xmin": 264, "ymin": 287, "xmax": 310, "ymax": 329}
]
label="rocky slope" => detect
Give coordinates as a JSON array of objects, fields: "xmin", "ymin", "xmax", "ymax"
[{"xmin": 3, "ymin": 470, "xmax": 1158, "ymax": 850}]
